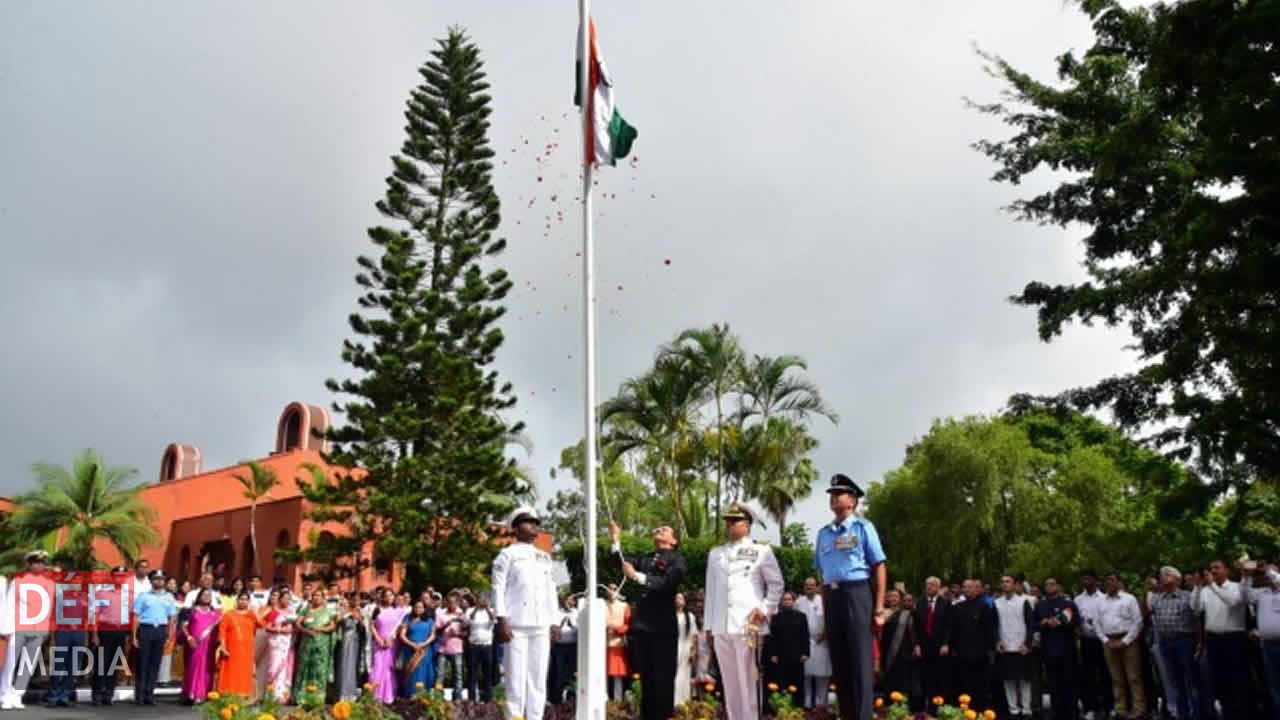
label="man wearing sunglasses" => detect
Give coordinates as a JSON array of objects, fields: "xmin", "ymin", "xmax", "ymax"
[{"xmin": 609, "ymin": 520, "xmax": 687, "ymax": 720}]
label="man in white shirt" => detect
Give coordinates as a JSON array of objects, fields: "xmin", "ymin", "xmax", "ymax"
[
  {"xmin": 1074, "ymin": 571, "xmax": 1114, "ymax": 719},
  {"xmin": 1192, "ymin": 559, "xmax": 1248, "ymax": 718},
  {"xmin": 704, "ymin": 503, "xmax": 784, "ymax": 720},
  {"xmin": 1097, "ymin": 572, "xmax": 1144, "ymax": 719},
  {"xmin": 994, "ymin": 576, "xmax": 1034, "ymax": 720},
  {"xmin": 183, "ymin": 572, "xmax": 223, "ymax": 610},
  {"xmin": 492, "ymin": 507, "xmax": 558, "ymax": 720},
  {"xmin": 796, "ymin": 577, "xmax": 831, "ymax": 709},
  {"xmin": 1242, "ymin": 562, "xmax": 1280, "ymax": 720}
]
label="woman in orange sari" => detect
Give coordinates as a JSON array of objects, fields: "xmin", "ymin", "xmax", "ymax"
[{"xmin": 215, "ymin": 592, "xmax": 259, "ymax": 699}]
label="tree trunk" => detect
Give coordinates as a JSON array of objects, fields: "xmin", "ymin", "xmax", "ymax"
[
  {"xmin": 715, "ymin": 393, "xmax": 724, "ymax": 538},
  {"xmin": 777, "ymin": 508, "xmax": 788, "ymax": 546},
  {"xmin": 250, "ymin": 500, "xmax": 260, "ymax": 576}
]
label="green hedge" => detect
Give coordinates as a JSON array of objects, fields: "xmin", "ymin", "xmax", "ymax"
[{"xmin": 561, "ymin": 535, "xmax": 816, "ymax": 595}]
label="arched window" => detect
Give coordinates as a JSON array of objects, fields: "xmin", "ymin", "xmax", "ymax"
[
  {"xmin": 274, "ymin": 530, "xmax": 292, "ymax": 581},
  {"xmin": 179, "ymin": 546, "xmax": 191, "ymax": 581},
  {"xmin": 161, "ymin": 449, "xmax": 177, "ymax": 481},
  {"xmin": 283, "ymin": 411, "xmax": 302, "ymax": 451},
  {"xmin": 241, "ymin": 536, "xmax": 255, "ymax": 578}
]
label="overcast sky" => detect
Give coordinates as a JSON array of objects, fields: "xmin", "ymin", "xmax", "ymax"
[{"xmin": 0, "ymin": 1, "xmax": 1136, "ymax": 541}]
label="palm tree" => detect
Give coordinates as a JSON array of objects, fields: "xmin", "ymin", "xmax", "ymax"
[
  {"xmin": 737, "ymin": 354, "xmax": 839, "ymax": 427},
  {"xmin": 7, "ymin": 450, "xmax": 160, "ymax": 569},
  {"xmin": 741, "ymin": 418, "xmax": 820, "ymax": 544},
  {"xmin": 234, "ymin": 461, "xmax": 279, "ymax": 576},
  {"xmin": 665, "ymin": 324, "xmax": 744, "ymax": 531},
  {"xmin": 601, "ymin": 355, "xmax": 707, "ymax": 537}
]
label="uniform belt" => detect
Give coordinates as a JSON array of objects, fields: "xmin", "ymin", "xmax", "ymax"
[
  {"xmin": 139, "ymin": 622, "xmax": 168, "ymax": 628},
  {"xmin": 824, "ymin": 579, "xmax": 869, "ymax": 590}
]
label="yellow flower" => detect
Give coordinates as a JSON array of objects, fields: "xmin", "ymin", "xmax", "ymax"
[
  {"xmin": 332, "ymin": 700, "xmax": 354, "ymax": 720},
  {"xmin": 874, "ymin": 697, "xmax": 884, "ymax": 709},
  {"xmin": 964, "ymin": 711, "xmax": 977, "ymax": 720},
  {"xmin": 767, "ymin": 682, "xmax": 779, "ymax": 692},
  {"xmin": 220, "ymin": 709, "xmax": 234, "ymax": 720},
  {"xmin": 703, "ymin": 682, "xmax": 715, "ymax": 692},
  {"xmin": 229, "ymin": 705, "xmax": 240, "ymax": 713},
  {"xmin": 890, "ymin": 691, "xmax": 905, "ymax": 703},
  {"xmin": 958, "ymin": 694, "xmax": 972, "ymax": 706},
  {"xmin": 207, "ymin": 691, "xmax": 221, "ymax": 701},
  {"xmin": 434, "ymin": 683, "xmax": 444, "ymax": 691},
  {"xmin": 787, "ymin": 685, "xmax": 797, "ymax": 693},
  {"xmin": 305, "ymin": 684, "xmax": 318, "ymax": 693},
  {"xmin": 983, "ymin": 712, "xmax": 997, "ymax": 720},
  {"xmin": 933, "ymin": 696, "xmax": 945, "ymax": 706},
  {"xmin": 416, "ymin": 681, "xmax": 426, "ymax": 689},
  {"xmin": 632, "ymin": 673, "xmax": 641, "ymax": 681},
  {"xmin": 363, "ymin": 682, "xmax": 375, "ymax": 692},
  {"xmin": 257, "ymin": 715, "xmax": 276, "ymax": 720}
]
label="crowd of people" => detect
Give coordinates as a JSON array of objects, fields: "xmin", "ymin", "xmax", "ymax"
[
  {"xmin": 0, "ymin": 483, "xmax": 1275, "ymax": 720},
  {"xmin": 0, "ymin": 552, "xmax": 507, "ymax": 710}
]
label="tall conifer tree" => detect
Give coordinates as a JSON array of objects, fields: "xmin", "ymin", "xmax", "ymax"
[{"xmin": 300, "ymin": 28, "xmax": 522, "ymax": 589}]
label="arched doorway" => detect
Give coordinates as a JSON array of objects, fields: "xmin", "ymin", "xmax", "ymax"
[{"xmin": 179, "ymin": 546, "xmax": 191, "ymax": 581}]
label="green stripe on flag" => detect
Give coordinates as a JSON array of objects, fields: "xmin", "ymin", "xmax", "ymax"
[{"xmin": 608, "ymin": 109, "xmax": 637, "ymax": 164}]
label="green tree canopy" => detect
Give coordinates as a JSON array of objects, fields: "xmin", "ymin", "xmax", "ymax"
[
  {"xmin": 4, "ymin": 450, "xmax": 160, "ymax": 571},
  {"xmin": 867, "ymin": 408, "xmax": 1211, "ymax": 587},
  {"xmin": 300, "ymin": 28, "xmax": 522, "ymax": 591},
  {"xmin": 974, "ymin": 0, "xmax": 1280, "ymax": 483}
]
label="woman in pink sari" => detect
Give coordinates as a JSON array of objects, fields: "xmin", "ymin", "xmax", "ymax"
[
  {"xmin": 369, "ymin": 588, "xmax": 408, "ymax": 703},
  {"xmin": 263, "ymin": 591, "xmax": 298, "ymax": 703},
  {"xmin": 180, "ymin": 589, "xmax": 222, "ymax": 704}
]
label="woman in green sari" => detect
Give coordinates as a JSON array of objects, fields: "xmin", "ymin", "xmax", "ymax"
[{"xmin": 294, "ymin": 589, "xmax": 338, "ymax": 699}]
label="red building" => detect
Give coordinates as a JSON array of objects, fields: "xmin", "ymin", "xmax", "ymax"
[{"xmin": 6, "ymin": 401, "xmax": 550, "ymax": 590}]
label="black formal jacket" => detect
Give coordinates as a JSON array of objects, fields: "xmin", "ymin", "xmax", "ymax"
[
  {"xmin": 1032, "ymin": 595, "xmax": 1080, "ymax": 660},
  {"xmin": 766, "ymin": 609, "xmax": 811, "ymax": 664},
  {"xmin": 946, "ymin": 598, "xmax": 997, "ymax": 662},
  {"xmin": 913, "ymin": 594, "xmax": 953, "ymax": 657},
  {"xmin": 613, "ymin": 546, "xmax": 686, "ymax": 635}
]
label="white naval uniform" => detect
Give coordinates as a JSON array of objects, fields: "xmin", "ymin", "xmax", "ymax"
[
  {"xmin": 492, "ymin": 541, "xmax": 558, "ymax": 720},
  {"xmin": 705, "ymin": 537, "xmax": 785, "ymax": 720}
]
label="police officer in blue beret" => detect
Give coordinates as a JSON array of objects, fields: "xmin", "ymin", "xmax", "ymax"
[{"xmin": 813, "ymin": 474, "xmax": 886, "ymax": 720}]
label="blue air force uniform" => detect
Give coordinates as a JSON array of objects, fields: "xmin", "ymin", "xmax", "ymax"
[{"xmin": 813, "ymin": 474, "xmax": 886, "ymax": 720}]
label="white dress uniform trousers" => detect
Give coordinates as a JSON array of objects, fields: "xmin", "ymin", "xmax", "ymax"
[
  {"xmin": 492, "ymin": 541, "xmax": 559, "ymax": 720},
  {"xmin": 704, "ymin": 538, "xmax": 785, "ymax": 720}
]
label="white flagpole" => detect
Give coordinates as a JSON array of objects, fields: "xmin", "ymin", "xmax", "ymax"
[{"xmin": 576, "ymin": 1, "xmax": 606, "ymax": 719}]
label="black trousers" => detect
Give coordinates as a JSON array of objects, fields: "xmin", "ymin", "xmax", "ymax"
[
  {"xmin": 1078, "ymin": 636, "xmax": 1113, "ymax": 713},
  {"xmin": 548, "ymin": 642, "xmax": 577, "ymax": 704},
  {"xmin": 630, "ymin": 630, "xmax": 677, "ymax": 720},
  {"xmin": 825, "ymin": 581, "xmax": 874, "ymax": 720},
  {"xmin": 1206, "ymin": 632, "xmax": 1249, "ymax": 719},
  {"xmin": 93, "ymin": 630, "xmax": 129, "ymax": 702},
  {"xmin": 467, "ymin": 643, "xmax": 496, "ymax": 702},
  {"xmin": 1043, "ymin": 654, "xmax": 1077, "ymax": 720},
  {"xmin": 916, "ymin": 653, "xmax": 951, "ymax": 707},
  {"xmin": 953, "ymin": 657, "xmax": 990, "ymax": 711},
  {"xmin": 135, "ymin": 625, "xmax": 167, "ymax": 703}
]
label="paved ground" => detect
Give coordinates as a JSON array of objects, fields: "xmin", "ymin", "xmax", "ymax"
[{"xmin": 5, "ymin": 700, "xmax": 190, "ymax": 719}]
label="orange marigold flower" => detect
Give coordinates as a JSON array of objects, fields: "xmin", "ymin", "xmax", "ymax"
[
  {"xmin": 874, "ymin": 697, "xmax": 884, "ymax": 709},
  {"xmin": 933, "ymin": 696, "xmax": 945, "ymax": 706},
  {"xmin": 890, "ymin": 691, "xmax": 905, "ymax": 703},
  {"xmin": 633, "ymin": 673, "xmax": 641, "ymax": 680},
  {"xmin": 219, "ymin": 709, "xmax": 234, "ymax": 720},
  {"xmin": 207, "ymin": 692, "xmax": 221, "ymax": 701},
  {"xmin": 703, "ymin": 682, "xmax": 715, "ymax": 692},
  {"xmin": 333, "ymin": 701, "xmax": 354, "ymax": 720},
  {"xmin": 958, "ymin": 693, "xmax": 972, "ymax": 706},
  {"xmin": 964, "ymin": 710, "xmax": 977, "ymax": 720},
  {"xmin": 787, "ymin": 685, "xmax": 797, "ymax": 693},
  {"xmin": 767, "ymin": 682, "xmax": 779, "ymax": 692},
  {"xmin": 983, "ymin": 711, "xmax": 997, "ymax": 720}
]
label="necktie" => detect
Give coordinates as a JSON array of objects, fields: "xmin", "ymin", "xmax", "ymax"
[{"xmin": 926, "ymin": 598, "xmax": 935, "ymax": 636}]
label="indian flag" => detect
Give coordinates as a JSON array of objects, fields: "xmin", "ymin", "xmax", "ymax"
[{"xmin": 575, "ymin": 18, "xmax": 637, "ymax": 167}]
